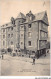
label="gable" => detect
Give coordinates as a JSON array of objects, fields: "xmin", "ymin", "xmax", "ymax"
[{"xmin": 42, "ymin": 12, "xmax": 49, "ymax": 26}]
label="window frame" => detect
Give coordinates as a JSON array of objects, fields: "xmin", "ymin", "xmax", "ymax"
[
  {"xmin": 3, "ymin": 35, "xmax": 5, "ymax": 38},
  {"xmin": 28, "ymin": 24, "xmax": 31, "ymax": 28},
  {"xmin": 28, "ymin": 32, "xmax": 31, "ymax": 37},
  {"xmin": 11, "ymin": 27, "xmax": 13, "ymax": 31},
  {"xmin": 8, "ymin": 34, "xmax": 10, "ymax": 38},
  {"xmin": 8, "ymin": 27, "xmax": 10, "ymax": 31},
  {"xmin": 28, "ymin": 41, "xmax": 31, "ymax": 46},
  {"xmin": 3, "ymin": 29, "xmax": 5, "ymax": 32},
  {"xmin": 11, "ymin": 33, "xmax": 13, "ymax": 37},
  {"xmin": 21, "ymin": 42, "xmax": 23, "ymax": 45},
  {"xmin": 11, "ymin": 41, "xmax": 13, "ymax": 45}
]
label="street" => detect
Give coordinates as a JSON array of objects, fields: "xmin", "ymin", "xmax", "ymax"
[{"xmin": 1, "ymin": 52, "xmax": 50, "ymax": 76}]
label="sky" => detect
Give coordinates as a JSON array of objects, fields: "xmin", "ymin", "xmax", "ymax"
[{"xmin": 0, "ymin": 0, "xmax": 50, "ymax": 38}]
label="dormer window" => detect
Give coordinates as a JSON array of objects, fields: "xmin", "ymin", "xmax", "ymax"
[
  {"xmin": 30, "ymin": 16, "xmax": 32, "ymax": 20},
  {"xmin": 11, "ymin": 17, "xmax": 15, "ymax": 24}
]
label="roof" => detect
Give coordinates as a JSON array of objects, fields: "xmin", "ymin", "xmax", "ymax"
[
  {"xmin": 1, "ymin": 22, "xmax": 12, "ymax": 29},
  {"xmin": 34, "ymin": 11, "xmax": 49, "ymax": 25},
  {"xmin": 25, "ymin": 11, "xmax": 49, "ymax": 25},
  {"xmin": 17, "ymin": 12, "xmax": 26, "ymax": 19},
  {"xmin": 34, "ymin": 11, "xmax": 45, "ymax": 21},
  {"xmin": 1, "ymin": 11, "xmax": 49, "ymax": 28}
]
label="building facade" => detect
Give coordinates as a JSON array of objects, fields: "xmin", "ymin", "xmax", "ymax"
[{"xmin": 1, "ymin": 11, "xmax": 49, "ymax": 55}]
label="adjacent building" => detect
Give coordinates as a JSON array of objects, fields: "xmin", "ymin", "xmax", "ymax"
[{"xmin": 1, "ymin": 11, "xmax": 49, "ymax": 55}]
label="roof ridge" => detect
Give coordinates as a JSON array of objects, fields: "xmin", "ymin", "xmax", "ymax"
[{"xmin": 34, "ymin": 10, "xmax": 46, "ymax": 15}]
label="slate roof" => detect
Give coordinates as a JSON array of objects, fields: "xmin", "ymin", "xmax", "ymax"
[
  {"xmin": 1, "ymin": 22, "xmax": 12, "ymax": 28},
  {"xmin": 34, "ymin": 11, "xmax": 45, "ymax": 21},
  {"xmin": 25, "ymin": 11, "xmax": 49, "ymax": 25},
  {"xmin": 34, "ymin": 11, "xmax": 49, "ymax": 25},
  {"xmin": 1, "ymin": 11, "xmax": 49, "ymax": 28}
]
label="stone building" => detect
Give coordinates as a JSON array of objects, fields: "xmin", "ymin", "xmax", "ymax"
[{"xmin": 1, "ymin": 11, "xmax": 49, "ymax": 55}]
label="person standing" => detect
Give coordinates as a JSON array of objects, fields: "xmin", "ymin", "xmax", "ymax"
[
  {"xmin": 2, "ymin": 54, "xmax": 3, "ymax": 59},
  {"xmin": 44, "ymin": 48, "xmax": 46, "ymax": 57},
  {"xmin": 32, "ymin": 56, "xmax": 35, "ymax": 65},
  {"xmin": 29, "ymin": 50, "xmax": 31, "ymax": 58}
]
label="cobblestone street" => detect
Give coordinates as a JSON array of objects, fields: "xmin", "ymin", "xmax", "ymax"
[{"xmin": 1, "ymin": 52, "xmax": 50, "ymax": 76}]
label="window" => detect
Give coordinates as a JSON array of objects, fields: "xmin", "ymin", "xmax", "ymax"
[
  {"xmin": 30, "ymin": 16, "xmax": 32, "ymax": 20},
  {"xmin": 3, "ymin": 35, "xmax": 5, "ymax": 38},
  {"xmin": 3, "ymin": 41, "xmax": 5, "ymax": 46},
  {"xmin": 11, "ymin": 33, "xmax": 13, "ymax": 37},
  {"xmin": 28, "ymin": 32, "xmax": 31, "ymax": 37},
  {"xmin": 8, "ymin": 27, "xmax": 10, "ymax": 31},
  {"xmin": 3, "ymin": 29, "xmax": 5, "ymax": 32},
  {"xmin": 12, "ymin": 20, "xmax": 15, "ymax": 24},
  {"xmin": 11, "ymin": 41, "xmax": 13, "ymax": 45},
  {"xmin": 11, "ymin": 27, "xmax": 13, "ymax": 30},
  {"xmin": 42, "ymin": 23, "xmax": 47, "ymax": 30},
  {"xmin": 28, "ymin": 41, "xmax": 31, "ymax": 46},
  {"xmin": 11, "ymin": 17, "xmax": 15, "ymax": 24},
  {"xmin": 21, "ymin": 42, "xmax": 23, "ymax": 45},
  {"xmin": 45, "ymin": 33, "xmax": 47, "ymax": 37},
  {"xmin": 8, "ymin": 34, "xmax": 10, "ymax": 38},
  {"xmin": 21, "ymin": 26, "xmax": 23, "ymax": 29},
  {"xmin": 41, "ymin": 31, "xmax": 47, "ymax": 38},
  {"xmin": 28, "ymin": 24, "xmax": 31, "ymax": 28},
  {"xmin": 41, "ymin": 31, "xmax": 44, "ymax": 37},
  {"xmin": 21, "ymin": 34, "xmax": 23, "ymax": 37}
]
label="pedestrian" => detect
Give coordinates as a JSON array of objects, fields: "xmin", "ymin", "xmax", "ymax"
[
  {"xmin": 47, "ymin": 49, "xmax": 49, "ymax": 53},
  {"xmin": 29, "ymin": 50, "xmax": 31, "ymax": 58},
  {"xmin": 2, "ymin": 54, "xmax": 3, "ymax": 59},
  {"xmin": 32, "ymin": 56, "xmax": 35, "ymax": 65},
  {"xmin": 44, "ymin": 48, "xmax": 46, "ymax": 57}
]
